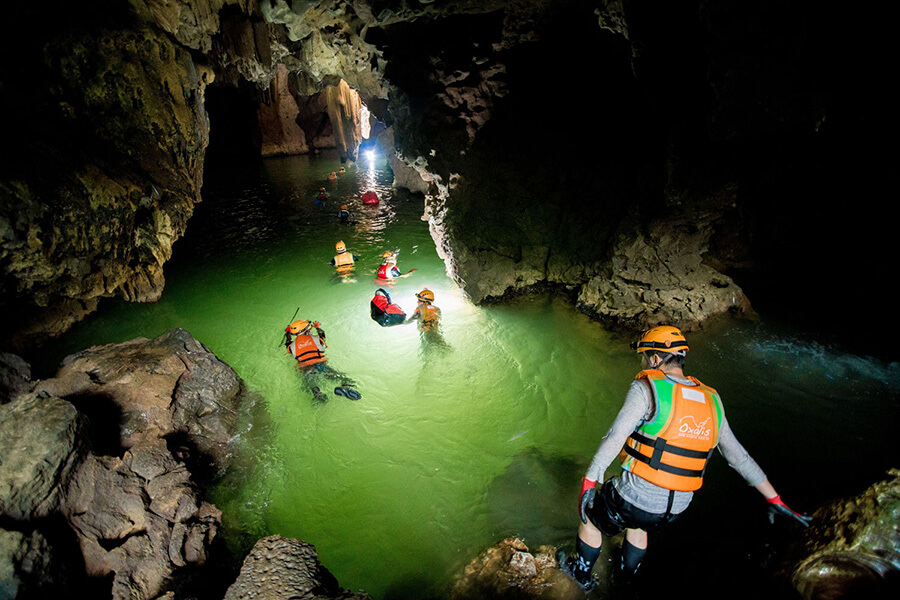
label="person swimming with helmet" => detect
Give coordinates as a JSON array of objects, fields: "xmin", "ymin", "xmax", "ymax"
[
  {"xmin": 376, "ymin": 251, "xmax": 415, "ymax": 282},
  {"xmin": 330, "ymin": 240, "xmax": 360, "ymax": 283},
  {"xmin": 406, "ymin": 288, "xmax": 441, "ymax": 331},
  {"xmin": 283, "ymin": 319, "xmax": 361, "ymax": 401},
  {"xmin": 315, "ymin": 187, "xmax": 329, "ymax": 206}
]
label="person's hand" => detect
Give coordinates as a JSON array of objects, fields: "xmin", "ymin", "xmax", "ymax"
[
  {"xmin": 766, "ymin": 495, "xmax": 812, "ymax": 527},
  {"xmin": 313, "ymin": 322, "xmax": 321, "ymax": 328},
  {"xmin": 580, "ymin": 478, "xmax": 597, "ymax": 524}
]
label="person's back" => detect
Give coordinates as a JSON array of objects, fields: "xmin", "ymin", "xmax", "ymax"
[
  {"xmin": 285, "ymin": 320, "xmax": 327, "ymax": 367},
  {"xmin": 559, "ymin": 325, "xmax": 812, "ymax": 590}
]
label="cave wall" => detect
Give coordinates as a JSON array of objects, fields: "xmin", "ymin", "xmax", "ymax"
[{"xmin": 1, "ymin": 0, "xmax": 894, "ymax": 356}]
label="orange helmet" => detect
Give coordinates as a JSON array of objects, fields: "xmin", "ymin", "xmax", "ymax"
[
  {"xmin": 632, "ymin": 326, "xmax": 689, "ymax": 355},
  {"xmin": 335, "ymin": 241, "xmax": 347, "ymax": 253},
  {"xmin": 416, "ymin": 288, "xmax": 434, "ymax": 303},
  {"xmin": 289, "ymin": 320, "xmax": 312, "ymax": 335}
]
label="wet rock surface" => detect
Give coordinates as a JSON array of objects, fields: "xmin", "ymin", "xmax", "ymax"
[
  {"xmin": 450, "ymin": 538, "xmax": 582, "ymax": 600},
  {"xmin": 788, "ymin": 469, "xmax": 900, "ymax": 600},
  {"xmin": 34, "ymin": 327, "xmax": 244, "ymax": 474},
  {"xmin": 0, "ymin": 329, "xmax": 247, "ymax": 600},
  {"xmin": 222, "ymin": 535, "xmax": 372, "ymax": 600}
]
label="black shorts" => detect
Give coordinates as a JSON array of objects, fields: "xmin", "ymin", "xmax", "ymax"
[{"xmin": 586, "ymin": 480, "xmax": 683, "ymax": 537}]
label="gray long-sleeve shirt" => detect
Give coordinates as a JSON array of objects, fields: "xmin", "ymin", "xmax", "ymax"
[{"xmin": 585, "ymin": 374, "xmax": 768, "ymax": 515}]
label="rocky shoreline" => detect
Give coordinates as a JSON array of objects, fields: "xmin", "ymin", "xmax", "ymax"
[{"xmin": 2, "ymin": 329, "xmax": 897, "ymax": 599}]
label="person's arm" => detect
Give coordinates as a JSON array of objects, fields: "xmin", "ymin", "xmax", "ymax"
[
  {"xmin": 580, "ymin": 380, "xmax": 652, "ymax": 522},
  {"xmin": 717, "ymin": 417, "xmax": 812, "ymax": 526},
  {"xmin": 313, "ymin": 322, "xmax": 327, "ymax": 347}
]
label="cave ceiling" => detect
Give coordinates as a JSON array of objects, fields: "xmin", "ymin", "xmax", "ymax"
[{"xmin": 0, "ymin": 0, "xmax": 895, "ymax": 357}]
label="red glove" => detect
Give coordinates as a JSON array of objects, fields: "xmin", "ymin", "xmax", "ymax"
[
  {"xmin": 313, "ymin": 321, "xmax": 321, "ymax": 328},
  {"xmin": 766, "ymin": 495, "xmax": 812, "ymax": 527},
  {"xmin": 579, "ymin": 478, "xmax": 597, "ymax": 524}
]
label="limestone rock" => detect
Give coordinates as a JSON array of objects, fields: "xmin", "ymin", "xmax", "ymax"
[
  {"xmin": 258, "ymin": 63, "xmax": 311, "ymax": 156},
  {"xmin": 34, "ymin": 328, "xmax": 244, "ymax": 474},
  {"xmin": 223, "ymin": 535, "xmax": 372, "ymax": 600},
  {"xmin": 790, "ymin": 469, "xmax": 900, "ymax": 600},
  {"xmin": 0, "ymin": 352, "xmax": 32, "ymax": 403},
  {"xmin": 576, "ymin": 218, "xmax": 753, "ymax": 330},
  {"xmin": 451, "ymin": 537, "xmax": 583, "ymax": 600},
  {"xmin": 62, "ymin": 447, "xmax": 221, "ymax": 600},
  {"xmin": 0, "ymin": 528, "xmax": 58, "ymax": 599},
  {"xmin": 0, "ymin": 394, "xmax": 89, "ymax": 521},
  {"xmin": 1, "ymin": 16, "xmax": 213, "ymax": 351}
]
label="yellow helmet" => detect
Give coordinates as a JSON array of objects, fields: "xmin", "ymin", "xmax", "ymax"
[
  {"xmin": 416, "ymin": 288, "xmax": 434, "ymax": 303},
  {"xmin": 335, "ymin": 241, "xmax": 347, "ymax": 253},
  {"xmin": 340, "ymin": 205, "xmax": 348, "ymax": 211},
  {"xmin": 289, "ymin": 320, "xmax": 312, "ymax": 335},
  {"xmin": 382, "ymin": 251, "xmax": 396, "ymax": 262},
  {"xmin": 632, "ymin": 326, "xmax": 689, "ymax": 354}
]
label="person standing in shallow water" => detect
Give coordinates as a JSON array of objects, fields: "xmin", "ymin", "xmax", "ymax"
[{"xmin": 558, "ymin": 325, "xmax": 811, "ymax": 590}]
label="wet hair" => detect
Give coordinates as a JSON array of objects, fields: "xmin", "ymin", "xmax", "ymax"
[{"xmin": 646, "ymin": 350, "xmax": 686, "ymax": 368}]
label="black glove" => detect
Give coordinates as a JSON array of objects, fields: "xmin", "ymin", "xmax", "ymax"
[
  {"xmin": 766, "ymin": 495, "xmax": 812, "ymax": 527},
  {"xmin": 579, "ymin": 478, "xmax": 597, "ymax": 524}
]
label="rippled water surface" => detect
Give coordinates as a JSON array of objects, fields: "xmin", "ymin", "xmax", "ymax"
[{"xmin": 42, "ymin": 151, "xmax": 900, "ymax": 599}]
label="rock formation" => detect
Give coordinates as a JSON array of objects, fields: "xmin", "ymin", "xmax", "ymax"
[
  {"xmin": 1, "ymin": 0, "xmax": 894, "ymax": 356},
  {"xmin": 788, "ymin": 469, "xmax": 900, "ymax": 600},
  {"xmin": 0, "ymin": 329, "xmax": 249, "ymax": 600},
  {"xmin": 222, "ymin": 535, "xmax": 372, "ymax": 600},
  {"xmin": 450, "ymin": 538, "xmax": 582, "ymax": 600}
]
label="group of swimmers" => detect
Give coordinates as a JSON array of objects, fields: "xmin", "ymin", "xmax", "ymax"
[
  {"xmin": 314, "ymin": 165, "xmax": 379, "ymax": 223},
  {"xmin": 283, "ymin": 169, "xmax": 441, "ymax": 402}
]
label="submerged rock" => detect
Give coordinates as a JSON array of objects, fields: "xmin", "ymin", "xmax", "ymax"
[{"xmin": 223, "ymin": 535, "xmax": 372, "ymax": 600}]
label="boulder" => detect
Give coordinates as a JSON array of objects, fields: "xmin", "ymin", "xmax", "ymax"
[
  {"xmin": 0, "ymin": 528, "xmax": 58, "ymax": 599},
  {"xmin": 451, "ymin": 538, "xmax": 583, "ymax": 600},
  {"xmin": 576, "ymin": 218, "xmax": 753, "ymax": 330},
  {"xmin": 62, "ymin": 443, "xmax": 221, "ymax": 600},
  {"xmin": 790, "ymin": 468, "xmax": 900, "ymax": 600},
  {"xmin": 34, "ymin": 328, "xmax": 244, "ymax": 475},
  {"xmin": 0, "ymin": 394, "xmax": 88, "ymax": 521},
  {"xmin": 223, "ymin": 535, "xmax": 372, "ymax": 600},
  {"xmin": 0, "ymin": 352, "xmax": 32, "ymax": 404}
]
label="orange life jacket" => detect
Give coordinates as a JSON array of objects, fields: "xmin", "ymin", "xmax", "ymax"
[
  {"xmin": 419, "ymin": 304, "xmax": 440, "ymax": 330},
  {"xmin": 289, "ymin": 334, "xmax": 327, "ymax": 367},
  {"xmin": 619, "ymin": 370, "xmax": 723, "ymax": 492},
  {"xmin": 334, "ymin": 252, "xmax": 355, "ymax": 267}
]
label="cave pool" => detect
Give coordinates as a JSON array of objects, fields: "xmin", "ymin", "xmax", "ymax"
[{"xmin": 37, "ymin": 150, "xmax": 900, "ymax": 599}]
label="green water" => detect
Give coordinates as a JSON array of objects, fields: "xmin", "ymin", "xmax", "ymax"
[{"xmin": 39, "ymin": 151, "xmax": 900, "ymax": 599}]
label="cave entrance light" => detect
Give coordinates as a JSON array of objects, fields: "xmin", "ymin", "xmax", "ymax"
[{"xmin": 360, "ymin": 103, "xmax": 371, "ymax": 140}]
